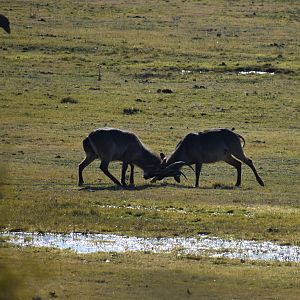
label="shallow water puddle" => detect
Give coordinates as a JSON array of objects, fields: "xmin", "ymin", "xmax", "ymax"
[
  {"xmin": 181, "ymin": 69, "xmax": 275, "ymax": 75},
  {"xmin": 238, "ymin": 70, "xmax": 275, "ymax": 75},
  {"xmin": 1, "ymin": 232, "xmax": 299, "ymax": 263}
]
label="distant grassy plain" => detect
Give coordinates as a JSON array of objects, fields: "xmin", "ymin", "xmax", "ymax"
[{"xmin": 0, "ymin": 0, "xmax": 299, "ymax": 299}]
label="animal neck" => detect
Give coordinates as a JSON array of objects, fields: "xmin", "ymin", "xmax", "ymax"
[{"xmin": 133, "ymin": 148, "xmax": 160, "ymax": 171}]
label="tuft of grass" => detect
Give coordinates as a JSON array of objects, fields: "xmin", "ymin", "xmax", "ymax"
[
  {"xmin": 123, "ymin": 107, "xmax": 142, "ymax": 115},
  {"xmin": 60, "ymin": 96, "xmax": 79, "ymax": 104}
]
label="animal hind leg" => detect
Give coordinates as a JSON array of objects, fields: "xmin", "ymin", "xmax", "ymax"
[
  {"xmin": 78, "ymin": 153, "xmax": 96, "ymax": 186},
  {"xmin": 245, "ymin": 158, "xmax": 265, "ymax": 186},
  {"xmin": 100, "ymin": 160, "xmax": 122, "ymax": 186},
  {"xmin": 233, "ymin": 151, "xmax": 264, "ymax": 186},
  {"xmin": 224, "ymin": 155, "xmax": 242, "ymax": 186}
]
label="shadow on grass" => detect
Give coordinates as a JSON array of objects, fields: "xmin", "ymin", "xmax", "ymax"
[
  {"xmin": 77, "ymin": 182, "xmax": 242, "ymax": 192},
  {"xmin": 2, "ymin": 179, "xmax": 242, "ymax": 191},
  {"xmin": 77, "ymin": 182, "xmax": 194, "ymax": 192}
]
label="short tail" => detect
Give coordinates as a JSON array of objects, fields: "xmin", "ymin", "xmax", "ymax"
[
  {"xmin": 231, "ymin": 128, "xmax": 245, "ymax": 147},
  {"xmin": 82, "ymin": 137, "xmax": 96, "ymax": 154},
  {"xmin": 237, "ymin": 134, "xmax": 245, "ymax": 147}
]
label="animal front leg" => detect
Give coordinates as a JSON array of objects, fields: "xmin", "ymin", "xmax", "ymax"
[
  {"xmin": 129, "ymin": 164, "xmax": 135, "ymax": 185},
  {"xmin": 121, "ymin": 162, "xmax": 128, "ymax": 186},
  {"xmin": 195, "ymin": 163, "xmax": 202, "ymax": 187}
]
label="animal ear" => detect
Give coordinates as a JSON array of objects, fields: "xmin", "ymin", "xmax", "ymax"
[
  {"xmin": 161, "ymin": 157, "xmax": 167, "ymax": 166},
  {"xmin": 160, "ymin": 152, "xmax": 165, "ymax": 160}
]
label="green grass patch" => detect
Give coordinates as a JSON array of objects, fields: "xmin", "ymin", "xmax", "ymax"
[{"xmin": 0, "ymin": 246, "xmax": 299, "ymax": 300}]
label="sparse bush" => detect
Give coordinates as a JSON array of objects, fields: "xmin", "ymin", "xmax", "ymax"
[
  {"xmin": 123, "ymin": 108, "xmax": 141, "ymax": 115},
  {"xmin": 60, "ymin": 97, "xmax": 78, "ymax": 104}
]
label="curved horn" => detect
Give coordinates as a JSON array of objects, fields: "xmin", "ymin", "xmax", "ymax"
[
  {"xmin": 151, "ymin": 161, "xmax": 193, "ymax": 182},
  {"xmin": 158, "ymin": 161, "xmax": 193, "ymax": 180},
  {"xmin": 150, "ymin": 169, "xmax": 187, "ymax": 183},
  {"xmin": 163, "ymin": 161, "xmax": 194, "ymax": 173},
  {"xmin": 179, "ymin": 170, "xmax": 187, "ymax": 180}
]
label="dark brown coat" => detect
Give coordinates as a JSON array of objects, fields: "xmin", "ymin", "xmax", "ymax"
[
  {"xmin": 78, "ymin": 128, "xmax": 162, "ymax": 186},
  {"xmin": 162, "ymin": 128, "xmax": 264, "ymax": 187}
]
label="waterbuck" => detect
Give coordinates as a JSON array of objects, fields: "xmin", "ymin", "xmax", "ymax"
[
  {"xmin": 78, "ymin": 128, "xmax": 186, "ymax": 186},
  {"xmin": 155, "ymin": 128, "xmax": 265, "ymax": 187},
  {"xmin": 0, "ymin": 15, "xmax": 10, "ymax": 34}
]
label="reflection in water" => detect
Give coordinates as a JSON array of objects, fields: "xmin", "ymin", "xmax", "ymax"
[{"xmin": 1, "ymin": 231, "xmax": 299, "ymax": 262}]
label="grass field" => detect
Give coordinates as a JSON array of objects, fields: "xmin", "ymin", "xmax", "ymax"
[{"xmin": 0, "ymin": 0, "xmax": 299, "ymax": 299}]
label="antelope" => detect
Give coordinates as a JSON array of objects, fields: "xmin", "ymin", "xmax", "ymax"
[
  {"xmin": 154, "ymin": 128, "xmax": 265, "ymax": 187},
  {"xmin": 78, "ymin": 128, "xmax": 188, "ymax": 186},
  {"xmin": 0, "ymin": 15, "xmax": 10, "ymax": 34}
]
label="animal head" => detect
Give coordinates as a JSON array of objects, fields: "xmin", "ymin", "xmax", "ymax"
[{"xmin": 147, "ymin": 152, "xmax": 193, "ymax": 183}]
